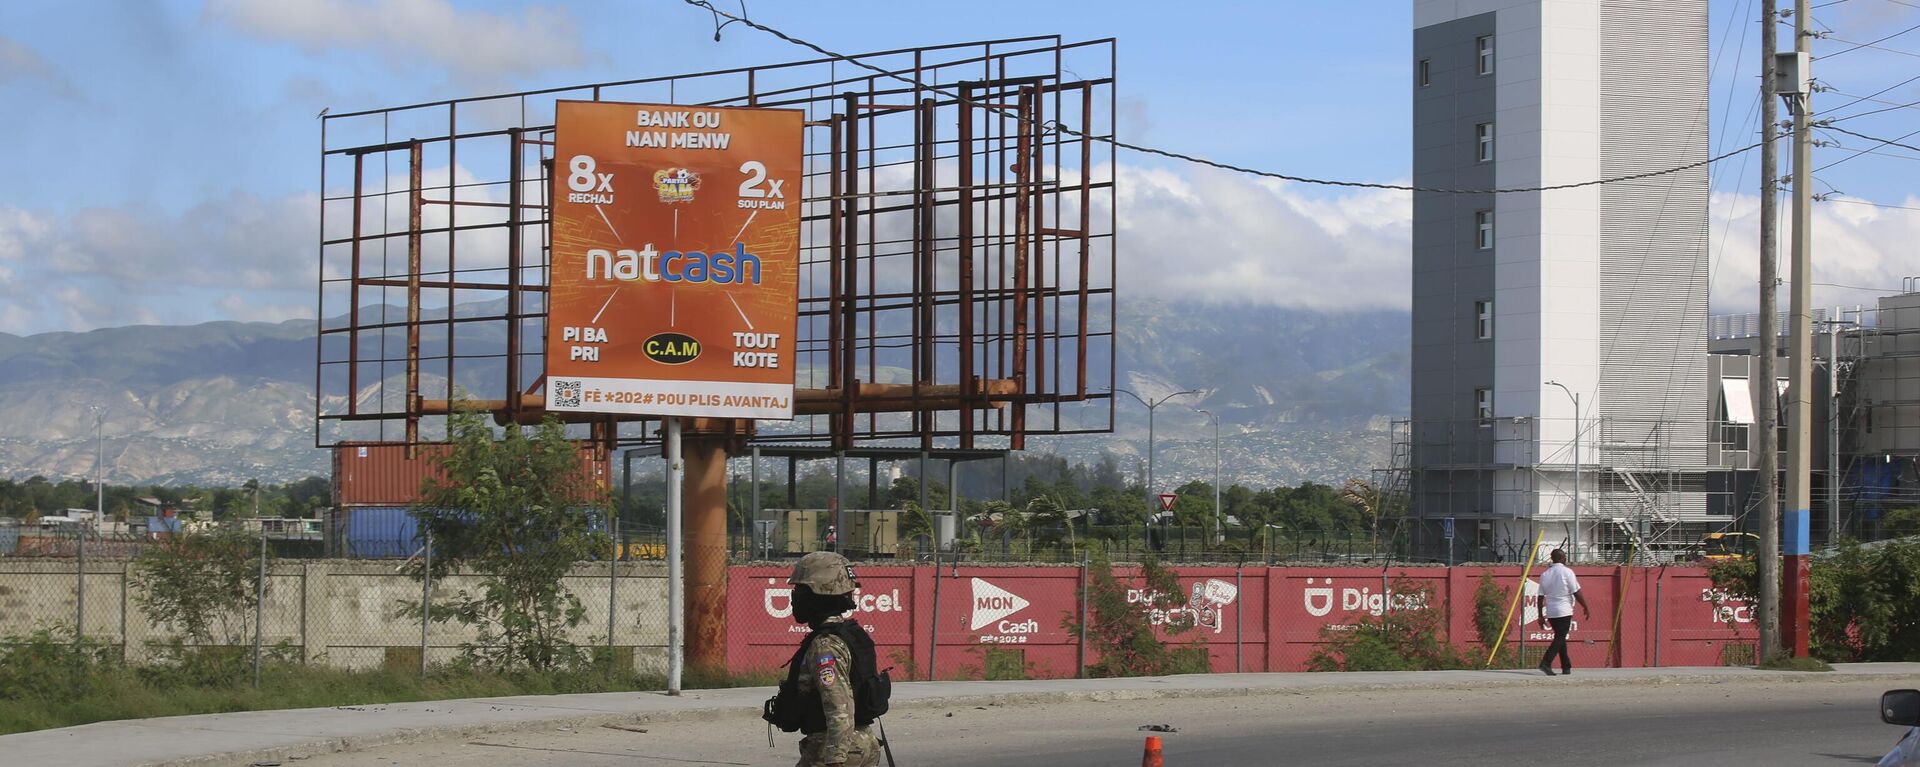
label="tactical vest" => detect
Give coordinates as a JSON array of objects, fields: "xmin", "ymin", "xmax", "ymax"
[{"xmin": 762, "ymin": 620, "xmax": 892, "ymax": 732}]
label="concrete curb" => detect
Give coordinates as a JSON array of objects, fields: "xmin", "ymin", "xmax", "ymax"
[{"xmin": 0, "ymin": 665, "xmax": 1904, "ymax": 767}]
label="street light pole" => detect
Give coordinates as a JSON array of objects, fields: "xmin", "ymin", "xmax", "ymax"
[
  {"xmin": 1816, "ymin": 316, "xmax": 1854, "ymax": 547},
  {"xmin": 93, "ymin": 409, "xmax": 104, "ymax": 525},
  {"xmin": 82, "ymin": 406, "xmax": 103, "ymax": 640},
  {"xmin": 1546, "ymin": 381, "xmax": 1580, "ymax": 562},
  {"xmin": 1113, "ymin": 388, "xmax": 1199, "ymax": 551},
  {"xmin": 1197, "ymin": 409, "xmax": 1222, "ymax": 546}
]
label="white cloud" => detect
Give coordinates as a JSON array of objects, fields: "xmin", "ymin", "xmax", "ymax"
[
  {"xmin": 0, "ymin": 208, "xmax": 48, "ymax": 261},
  {"xmin": 0, "ymin": 194, "xmax": 317, "ymax": 334},
  {"xmin": 4, "ymin": 160, "xmax": 1912, "ymax": 337},
  {"xmin": 206, "ymin": 0, "xmax": 587, "ymax": 78},
  {"xmin": 1111, "ymin": 165, "xmax": 1411, "ymax": 311},
  {"xmin": 1, "ymin": 193, "xmax": 317, "ymax": 292},
  {"xmin": 1707, "ymin": 191, "xmax": 1920, "ymax": 314}
]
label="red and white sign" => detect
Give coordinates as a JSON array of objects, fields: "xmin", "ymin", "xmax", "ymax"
[
  {"xmin": 725, "ymin": 564, "xmax": 1744, "ymax": 680},
  {"xmin": 1158, "ymin": 493, "xmax": 1178, "ymax": 511},
  {"xmin": 970, "ymin": 578, "xmax": 1031, "ymax": 630}
]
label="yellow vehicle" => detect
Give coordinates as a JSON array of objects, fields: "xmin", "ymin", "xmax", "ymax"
[{"xmin": 1698, "ymin": 531, "xmax": 1758, "ymax": 562}]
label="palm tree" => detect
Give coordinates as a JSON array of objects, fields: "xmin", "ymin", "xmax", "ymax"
[
  {"xmin": 1340, "ymin": 478, "xmax": 1385, "ymax": 551},
  {"xmin": 1025, "ymin": 495, "xmax": 1072, "ymax": 557},
  {"xmin": 900, "ymin": 500, "xmax": 935, "ymax": 552}
]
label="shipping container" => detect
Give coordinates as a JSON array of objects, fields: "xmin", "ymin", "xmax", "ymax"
[
  {"xmin": 337, "ymin": 506, "xmax": 421, "ymax": 559},
  {"xmin": 142, "ymin": 516, "xmax": 183, "ymax": 536},
  {"xmin": 328, "ymin": 505, "xmax": 613, "ymax": 559},
  {"xmin": 333, "ymin": 442, "xmax": 612, "ymax": 506}
]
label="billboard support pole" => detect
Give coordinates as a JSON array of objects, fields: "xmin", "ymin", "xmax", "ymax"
[
  {"xmin": 929, "ymin": 540, "xmax": 942, "ymax": 681},
  {"xmin": 834, "ymin": 452, "xmax": 846, "ymax": 553},
  {"xmin": 666, "ymin": 418, "xmax": 684, "ymax": 695},
  {"xmin": 684, "ymin": 434, "xmax": 730, "ymax": 672}
]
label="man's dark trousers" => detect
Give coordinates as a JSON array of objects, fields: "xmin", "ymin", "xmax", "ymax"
[{"xmin": 1546, "ymin": 616, "xmax": 1573, "ymax": 672}]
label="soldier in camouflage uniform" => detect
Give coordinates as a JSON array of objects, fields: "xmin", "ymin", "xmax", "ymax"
[{"xmin": 788, "ymin": 551, "xmax": 881, "ymax": 767}]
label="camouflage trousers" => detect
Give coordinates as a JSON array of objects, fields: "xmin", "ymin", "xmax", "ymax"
[{"xmin": 796, "ymin": 728, "xmax": 881, "ymax": 767}]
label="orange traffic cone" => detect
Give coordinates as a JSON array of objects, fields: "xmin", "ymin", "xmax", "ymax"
[{"xmin": 1142, "ymin": 735, "xmax": 1164, "ymax": 767}]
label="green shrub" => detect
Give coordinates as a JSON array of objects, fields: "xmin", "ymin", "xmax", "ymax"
[
  {"xmin": 1706, "ymin": 539, "xmax": 1920, "ymax": 663},
  {"xmin": 1472, "ymin": 570, "xmax": 1516, "ymax": 665},
  {"xmin": 1306, "ymin": 577, "xmax": 1472, "ymax": 672},
  {"xmin": 130, "ymin": 527, "xmax": 269, "ymax": 646},
  {"xmin": 411, "ymin": 409, "xmax": 611, "ymax": 673},
  {"xmin": 1065, "ymin": 546, "xmax": 1200, "ymax": 677},
  {"xmin": 0, "ymin": 629, "xmax": 768, "ymax": 735},
  {"xmin": 0, "ymin": 627, "xmax": 120, "ymax": 701}
]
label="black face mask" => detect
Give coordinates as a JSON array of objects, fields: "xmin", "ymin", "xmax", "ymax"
[{"xmin": 791, "ymin": 586, "xmax": 856, "ymax": 626}]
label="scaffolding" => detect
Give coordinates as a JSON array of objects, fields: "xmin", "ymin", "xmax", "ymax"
[{"xmin": 1393, "ymin": 415, "xmax": 1737, "ymax": 564}]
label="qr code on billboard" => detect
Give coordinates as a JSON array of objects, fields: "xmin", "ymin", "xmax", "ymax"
[{"xmin": 552, "ymin": 379, "xmax": 582, "ymax": 408}]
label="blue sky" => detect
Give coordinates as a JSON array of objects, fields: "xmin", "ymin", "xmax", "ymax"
[{"xmin": 0, "ymin": 0, "xmax": 1915, "ymax": 334}]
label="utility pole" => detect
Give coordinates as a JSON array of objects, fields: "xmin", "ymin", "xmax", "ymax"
[
  {"xmin": 1755, "ymin": 0, "xmax": 1783, "ymax": 665},
  {"xmin": 1782, "ymin": 0, "xmax": 1815, "ymax": 659}
]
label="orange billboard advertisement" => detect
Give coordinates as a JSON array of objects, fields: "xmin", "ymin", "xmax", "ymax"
[{"xmin": 545, "ymin": 100, "xmax": 802, "ymax": 419}]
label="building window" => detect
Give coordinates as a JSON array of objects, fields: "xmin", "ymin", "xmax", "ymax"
[
  {"xmin": 1475, "ymin": 300, "xmax": 1494, "ymax": 339},
  {"xmin": 1477, "ymin": 122, "xmax": 1494, "ymax": 162},
  {"xmin": 1477, "ymin": 35, "xmax": 1494, "ymax": 75},
  {"xmin": 1721, "ymin": 423, "xmax": 1749, "ymax": 451},
  {"xmin": 1475, "ymin": 388, "xmax": 1495, "ymax": 422},
  {"xmin": 1418, "ymin": 58, "xmax": 1431, "ymax": 87},
  {"xmin": 1476, "ymin": 209, "xmax": 1494, "ymax": 249}
]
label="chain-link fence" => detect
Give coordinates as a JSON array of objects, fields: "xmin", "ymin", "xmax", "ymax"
[
  {"xmin": 0, "ymin": 522, "xmax": 673, "ymax": 682},
  {"xmin": 0, "ymin": 520, "xmax": 1759, "ymax": 686}
]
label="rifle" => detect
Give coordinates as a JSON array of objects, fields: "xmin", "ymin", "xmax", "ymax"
[{"xmin": 877, "ymin": 717, "xmax": 897, "ymax": 767}]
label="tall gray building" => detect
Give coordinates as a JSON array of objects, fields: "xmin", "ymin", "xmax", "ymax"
[{"xmin": 1406, "ymin": 0, "xmax": 1711, "ymax": 561}]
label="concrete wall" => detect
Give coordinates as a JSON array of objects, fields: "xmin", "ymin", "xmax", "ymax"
[{"xmin": 0, "ymin": 560, "xmax": 669, "ymax": 672}]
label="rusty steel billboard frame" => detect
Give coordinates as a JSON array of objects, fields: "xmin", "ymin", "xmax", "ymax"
[{"xmin": 314, "ymin": 35, "xmax": 1119, "ymax": 456}]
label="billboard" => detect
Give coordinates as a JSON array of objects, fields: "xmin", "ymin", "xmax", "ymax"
[{"xmin": 545, "ymin": 100, "xmax": 802, "ymax": 419}]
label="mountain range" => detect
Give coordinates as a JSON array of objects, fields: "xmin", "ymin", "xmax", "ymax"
[{"xmin": 0, "ymin": 300, "xmax": 1410, "ymax": 488}]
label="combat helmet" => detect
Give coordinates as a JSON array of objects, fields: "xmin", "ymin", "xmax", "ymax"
[{"xmin": 788, "ymin": 551, "xmax": 859, "ymax": 596}]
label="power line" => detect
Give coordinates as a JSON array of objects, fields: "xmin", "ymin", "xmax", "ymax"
[
  {"xmin": 1815, "ymin": 281, "xmax": 1906, "ymax": 291},
  {"xmin": 1820, "ymin": 69, "xmax": 1920, "ymax": 115},
  {"xmin": 682, "ymin": 0, "xmax": 1762, "ymax": 196},
  {"xmin": 1821, "ymin": 196, "xmax": 1920, "ymax": 212},
  {"xmin": 1819, "ymin": 142, "xmax": 1920, "ymax": 161},
  {"xmin": 1823, "ymin": 36, "xmax": 1920, "ymax": 58},
  {"xmin": 1091, "ymin": 133, "xmax": 1758, "ymax": 195},
  {"xmin": 1828, "ymin": 95, "xmax": 1920, "ymax": 123},
  {"xmin": 1816, "ymin": 125, "xmax": 1920, "ymax": 170},
  {"xmin": 1823, "ymin": 87, "xmax": 1920, "ymax": 113},
  {"xmin": 1819, "ymin": 21, "xmax": 1920, "ymax": 59},
  {"xmin": 1822, "ymin": 123, "xmax": 1920, "ymax": 152}
]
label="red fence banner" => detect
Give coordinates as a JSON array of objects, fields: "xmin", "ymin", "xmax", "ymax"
[{"xmin": 725, "ymin": 565, "xmax": 1757, "ymax": 679}]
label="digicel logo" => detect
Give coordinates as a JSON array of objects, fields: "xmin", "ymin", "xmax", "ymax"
[{"xmin": 970, "ymin": 578, "xmax": 1031, "ymax": 631}]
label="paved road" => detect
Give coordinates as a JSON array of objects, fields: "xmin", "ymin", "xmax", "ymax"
[{"xmin": 304, "ymin": 677, "xmax": 1905, "ymax": 766}]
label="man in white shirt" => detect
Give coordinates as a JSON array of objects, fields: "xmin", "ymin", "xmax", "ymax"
[{"xmin": 1535, "ymin": 548, "xmax": 1590, "ymax": 676}]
